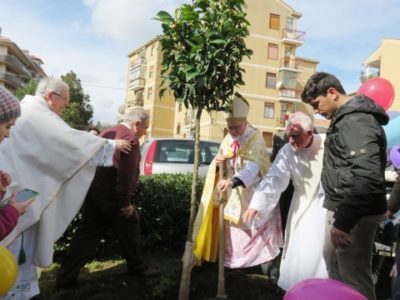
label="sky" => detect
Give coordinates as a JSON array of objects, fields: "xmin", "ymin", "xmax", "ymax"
[{"xmin": 1, "ymin": 0, "xmax": 399, "ymax": 123}]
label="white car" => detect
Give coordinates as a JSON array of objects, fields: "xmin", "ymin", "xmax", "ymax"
[{"xmin": 140, "ymin": 138, "xmax": 220, "ymax": 176}]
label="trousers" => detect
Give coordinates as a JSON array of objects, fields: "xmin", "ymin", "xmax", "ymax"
[{"xmin": 323, "ymin": 210, "xmax": 382, "ymax": 300}]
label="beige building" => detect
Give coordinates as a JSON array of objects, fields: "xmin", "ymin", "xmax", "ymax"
[
  {"xmin": 125, "ymin": 36, "xmax": 176, "ymax": 138},
  {"xmin": 363, "ymin": 38, "xmax": 400, "ymax": 112},
  {"xmin": 0, "ymin": 32, "xmax": 46, "ymax": 91},
  {"xmin": 124, "ymin": 0, "xmax": 318, "ymax": 147}
]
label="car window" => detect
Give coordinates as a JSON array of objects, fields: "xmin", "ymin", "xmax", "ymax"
[
  {"xmin": 200, "ymin": 142, "xmax": 220, "ymax": 163},
  {"xmin": 154, "ymin": 140, "xmax": 219, "ymax": 164},
  {"xmin": 155, "ymin": 140, "xmax": 195, "ymax": 163}
]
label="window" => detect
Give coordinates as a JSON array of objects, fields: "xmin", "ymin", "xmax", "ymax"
[
  {"xmin": 264, "ymin": 103, "xmax": 274, "ymax": 119},
  {"xmin": 147, "ymin": 87, "xmax": 153, "ymax": 100},
  {"xmin": 178, "ymin": 103, "xmax": 182, "ymax": 112},
  {"xmin": 286, "ymin": 17, "xmax": 293, "ymax": 31},
  {"xmin": 176, "ymin": 123, "xmax": 181, "ymax": 134},
  {"xmin": 129, "ymin": 66, "xmax": 140, "ymax": 81},
  {"xmin": 155, "ymin": 140, "xmax": 219, "ymax": 164},
  {"xmin": 266, "ymin": 73, "xmax": 276, "ymax": 89},
  {"xmin": 269, "ymin": 13, "xmax": 280, "ymax": 30},
  {"xmin": 268, "ymin": 43, "xmax": 278, "ymax": 60},
  {"xmin": 150, "ymin": 44, "xmax": 156, "ymax": 56},
  {"xmin": 280, "ymin": 102, "xmax": 291, "ymax": 120},
  {"xmin": 148, "ymin": 65, "xmax": 154, "ymax": 79},
  {"xmin": 263, "ymin": 132, "xmax": 273, "ymax": 148}
]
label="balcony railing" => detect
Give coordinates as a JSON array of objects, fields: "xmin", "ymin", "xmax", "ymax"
[
  {"xmin": 279, "ymin": 57, "xmax": 301, "ymax": 71},
  {"xmin": 278, "ymin": 88, "xmax": 301, "ymax": 102},
  {"xmin": 281, "ymin": 28, "xmax": 305, "ymax": 45},
  {"xmin": 0, "ymin": 54, "xmax": 31, "ymax": 77},
  {"xmin": 128, "ymin": 78, "xmax": 146, "ymax": 91},
  {"xmin": 0, "ymin": 72, "xmax": 24, "ymax": 89}
]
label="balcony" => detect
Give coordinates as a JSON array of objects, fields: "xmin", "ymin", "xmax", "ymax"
[
  {"xmin": 133, "ymin": 94, "xmax": 144, "ymax": 106},
  {"xmin": 0, "ymin": 54, "xmax": 31, "ymax": 78},
  {"xmin": 130, "ymin": 56, "xmax": 146, "ymax": 69},
  {"xmin": 279, "ymin": 57, "xmax": 302, "ymax": 72},
  {"xmin": 0, "ymin": 72, "xmax": 24, "ymax": 89},
  {"xmin": 129, "ymin": 78, "xmax": 146, "ymax": 91},
  {"xmin": 281, "ymin": 28, "xmax": 305, "ymax": 46},
  {"xmin": 278, "ymin": 88, "xmax": 301, "ymax": 102}
]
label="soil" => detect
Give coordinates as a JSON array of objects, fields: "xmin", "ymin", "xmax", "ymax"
[{"xmin": 39, "ymin": 252, "xmax": 284, "ymax": 300}]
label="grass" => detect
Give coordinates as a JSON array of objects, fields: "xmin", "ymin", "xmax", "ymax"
[{"xmin": 38, "ymin": 251, "xmax": 284, "ymax": 300}]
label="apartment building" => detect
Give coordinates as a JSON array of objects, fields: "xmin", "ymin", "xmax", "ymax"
[
  {"xmin": 124, "ymin": 0, "xmax": 318, "ymax": 146},
  {"xmin": 0, "ymin": 31, "xmax": 46, "ymax": 91},
  {"xmin": 363, "ymin": 38, "xmax": 400, "ymax": 112},
  {"xmin": 125, "ymin": 36, "xmax": 176, "ymax": 138}
]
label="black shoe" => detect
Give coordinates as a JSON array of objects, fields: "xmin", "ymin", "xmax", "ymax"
[{"xmin": 29, "ymin": 295, "xmax": 41, "ymax": 300}]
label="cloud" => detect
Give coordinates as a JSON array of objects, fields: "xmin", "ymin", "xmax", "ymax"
[{"xmin": 83, "ymin": 0, "xmax": 188, "ymax": 47}]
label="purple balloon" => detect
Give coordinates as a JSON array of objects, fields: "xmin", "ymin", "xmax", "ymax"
[
  {"xmin": 390, "ymin": 145, "xmax": 400, "ymax": 169},
  {"xmin": 284, "ymin": 278, "xmax": 367, "ymax": 300}
]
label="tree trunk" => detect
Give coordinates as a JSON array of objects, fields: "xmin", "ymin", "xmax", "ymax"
[{"xmin": 179, "ymin": 107, "xmax": 202, "ymax": 300}]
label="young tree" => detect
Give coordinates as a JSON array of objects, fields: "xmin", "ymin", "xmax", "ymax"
[
  {"xmin": 156, "ymin": 0, "xmax": 252, "ymax": 298},
  {"xmin": 61, "ymin": 71, "xmax": 94, "ymax": 128}
]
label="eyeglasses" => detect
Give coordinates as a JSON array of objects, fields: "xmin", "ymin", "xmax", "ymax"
[{"xmin": 52, "ymin": 91, "xmax": 69, "ymax": 102}]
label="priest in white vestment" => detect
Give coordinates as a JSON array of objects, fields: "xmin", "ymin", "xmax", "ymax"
[
  {"xmin": 0, "ymin": 77, "xmax": 131, "ymax": 300},
  {"xmin": 192, "ymin": 93, "xmax": 282, "ymax": 268},
  {"xmin": 243, "ymin": 112, "xmax": 328, "ymax": 290}
]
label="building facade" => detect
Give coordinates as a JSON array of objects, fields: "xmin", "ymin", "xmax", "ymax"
[
  {"xmin": 363, "ymin": 38, "xmax": 400, "ymax": 112},
  {"xmin": 124, "ymin": 0, "xmax": 318, "ymax": 147},
  {"xmin": 0, "ymin": 33, "xmax": 46, "ymax": 91}
]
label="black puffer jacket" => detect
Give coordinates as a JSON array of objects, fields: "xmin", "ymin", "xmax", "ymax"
[{"xmin": 322, "ymin": 94, "xmax": 389, "ymax": 233}]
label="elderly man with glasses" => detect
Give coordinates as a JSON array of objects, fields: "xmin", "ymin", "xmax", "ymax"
[
  {"xmin": 242, "ymin": 112, "xmax": 328, "ymax": 291},
  {"xmin": 0, "ymin": 77, "xmax": 131, "ymax": 300}
]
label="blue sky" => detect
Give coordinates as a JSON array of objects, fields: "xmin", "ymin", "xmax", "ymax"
[{"xmin": 1, "ymin": 0, "xmax": 399, "ymax": 123}]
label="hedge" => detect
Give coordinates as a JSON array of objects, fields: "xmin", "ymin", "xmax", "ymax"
[{"xmin": 54, "ymin": 173, "xmax": 205, "ymax": 261}]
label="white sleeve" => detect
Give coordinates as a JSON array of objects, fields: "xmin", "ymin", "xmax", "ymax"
[
  {"xmin": 235, "ymin": 161, "xmax": 259, "ymax": 188},
  {"xmin": 249, "ymin": 148, "xmax": 292, "ymax": 216},
  {"xmin": 90, "ymin": 139, "xmax": 116, "ymax": 167}
]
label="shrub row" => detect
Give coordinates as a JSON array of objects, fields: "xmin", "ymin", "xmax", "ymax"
[{"xmin": 54, "ymin": 174, "xmax": 205, "ymax": 261}]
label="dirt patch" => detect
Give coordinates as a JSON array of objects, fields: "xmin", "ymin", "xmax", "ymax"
[{"xmin": 39, "ymin": 252, "xmax": 284, "ymax": 299}]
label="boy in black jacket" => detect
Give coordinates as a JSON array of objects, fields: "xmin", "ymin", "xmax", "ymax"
[{"xmin": 301, "ymin": 72, "xmax": 389, "ymax": 300}]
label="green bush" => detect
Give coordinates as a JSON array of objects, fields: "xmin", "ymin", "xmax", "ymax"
[{"xmin": 54, "ymin": 174, "xmax": 205, "ymax": 261}]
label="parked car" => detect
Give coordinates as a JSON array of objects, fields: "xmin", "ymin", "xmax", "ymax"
[{"xmin": 140, "ymin": 138, "xmax": 220, "ymax": 176}]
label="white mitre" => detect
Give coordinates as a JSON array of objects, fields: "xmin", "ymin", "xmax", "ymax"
[{"xmin": 225, "ymin": 92, "xmax": 250, "ymax": 121}]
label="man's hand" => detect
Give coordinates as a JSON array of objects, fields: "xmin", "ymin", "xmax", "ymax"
[
  {"xmin": 121, "ymin": 204, "xmax": 134, "ymax": 218},
  {"xmin": 115, "ymin": 139, "xmax": 132, "ymax": 154},
  {"xmin": 331, "ymin": 225, "xmax": 351, "ymax": 248},
  {"xmin": 217, "ymin": 179, "xmax": 232, "ymax": 192},
  {"xmin": 242, "ymin": 208, "xmax": 258, "ymax": 223}
]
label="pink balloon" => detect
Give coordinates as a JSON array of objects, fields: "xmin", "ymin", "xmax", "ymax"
[
  {"xmin": 357, "ymin": 77, "xmax": 395, "ymax": 111},
  {"xmin": 284, "ymin": 278, "xmax": 367, "ymax": 300}
]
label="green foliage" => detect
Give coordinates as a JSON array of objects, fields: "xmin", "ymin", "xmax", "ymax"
[
  {"xmin": 155, "ymin": 0, "xmax": 252, "ymax": 112},
  {"xmin": 135, "ymin": 174, "xmax": 205, "ymax": 250},
  {"xmin": 54, "ymin": 174, "xmax": 205, "ymax": 260},
  {"xmin": 13, "ymin": 79, "xmax": 38, "ymax": 100},
  {"xmin": 61, "ymin": 71, "xmax": 94, "ymax": 127}
]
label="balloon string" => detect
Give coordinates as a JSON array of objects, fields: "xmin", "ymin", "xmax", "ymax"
[{"xmin": 18, "ymin": 233, "xmax": 26, "ymax": 265}]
